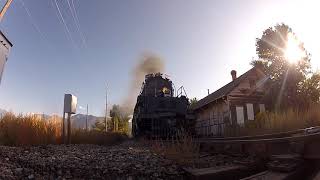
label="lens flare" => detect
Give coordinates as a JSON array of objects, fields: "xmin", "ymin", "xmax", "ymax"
[{"xmin": 285, "ymin": 33, "xmax": 305, "ymax": 64}]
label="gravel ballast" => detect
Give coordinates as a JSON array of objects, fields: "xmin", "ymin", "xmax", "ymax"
[{"xmin": 0, "ymin": 141, "xmax": 183, "ymax": 180}]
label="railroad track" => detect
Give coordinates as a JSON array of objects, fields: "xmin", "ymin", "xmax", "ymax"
[
  {"xmin": 198, "ymin": 126, "xmax": 320, "ymax": 142},
  {"xmin": 182, "ymin": 127, "xmax": 320, "ymax": 180},
  {"xmin": 197, "ymin": 131, "xmax": 320, "ymax": 144},
  {"xmin": 150, "ymin": 127, "xmax": 320, "ymax": 179}
]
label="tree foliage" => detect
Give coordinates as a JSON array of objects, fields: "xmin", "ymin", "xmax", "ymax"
[
  {"xmin": 109, "ymin": 105, "xmax": 130, "ymax": 134},
  {"xmin": 189, "ymin": 97, "xmax": 198, "ymax": 106},
  {"xmin": 92, "ymin": 105, "xmax": 131, "ymax": 135},
  {"xmin": 252, "ymin": 23, "xmax": 319, "ymax": 110},
  {"xmin": 299, "ymin": 72, "xmax": 320, "ymax": 105}
]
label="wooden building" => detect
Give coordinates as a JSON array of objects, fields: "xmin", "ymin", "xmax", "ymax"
[
  {"xmin": 192, "ymin": 66, "xmax": 269, "ymax": 137},
  {"xmin": 0, "ymin": 31, "xmax": 12, "ymax": 85}
]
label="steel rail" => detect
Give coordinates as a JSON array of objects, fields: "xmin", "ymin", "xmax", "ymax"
[
  {"xmin": 196, "ymin": 131, "xmax": 320, "ymax": 144},
  {"xmin": 199, "ymin": 126, "xmax": 320, "ymax": 141}
]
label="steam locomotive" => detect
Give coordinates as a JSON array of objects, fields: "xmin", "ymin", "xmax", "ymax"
[{"xmin": 132, "ymin": 73, "xmax": 194, "ymax": 138}]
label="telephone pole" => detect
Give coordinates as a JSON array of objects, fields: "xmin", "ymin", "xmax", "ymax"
[
  {"xmin": 105, "ymin": 86, "xmax": 108, "ymax": 132},
  {"xmin": 86, "ymin": 104, "xmax": 88, "ymax": 131}
]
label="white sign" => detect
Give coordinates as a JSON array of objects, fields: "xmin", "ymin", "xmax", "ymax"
[
  {"xmin": 0, "ymin": 31, "xmax": 12, "ymax": 84},
  {"xmin": 64, "ymin": 94, "xmax": 77, "ymax": 114}
]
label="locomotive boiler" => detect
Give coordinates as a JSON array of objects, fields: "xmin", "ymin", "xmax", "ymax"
[{"xmin": 132, "ymin": 73, "xmax": 194, "ymax": 138}]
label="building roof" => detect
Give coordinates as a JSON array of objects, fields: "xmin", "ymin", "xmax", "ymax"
[
  {"xmin": 191, "ymin": 67, "xmax": 259, "ymax": 110},
  {"xmin": 0, "ymin": 31, "xmax": 13, "ymax": 47}
]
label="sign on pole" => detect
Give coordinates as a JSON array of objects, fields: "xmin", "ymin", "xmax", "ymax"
[{"xmin": 62, "ymin": 94, "xmax": 77, "ymax": 144}]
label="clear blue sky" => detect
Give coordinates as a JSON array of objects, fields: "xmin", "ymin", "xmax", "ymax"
[{"xmin": 0, "ymin": 0, "xmax": 319, "ymax": 116}]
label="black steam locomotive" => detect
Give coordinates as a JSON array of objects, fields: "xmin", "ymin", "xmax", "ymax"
[{"xmin": 132, "ymin": 73, "xmax": 194, "ymax": 138}]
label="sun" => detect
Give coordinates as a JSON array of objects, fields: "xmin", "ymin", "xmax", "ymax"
[{"xmin": 284, "ymin": 33, "xmax": 305, "ymax": 64}]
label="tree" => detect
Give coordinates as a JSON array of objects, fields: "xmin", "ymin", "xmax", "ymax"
[
  {"xmin": 189, "ymin": 97, "xmax": 198, "ymax": 106},
  {"xmin": 299, "ymin": 72, "xmax": 320, "ymax": 106},
  {"xmin": 252, "ymin": 23, "xmax": 315, "ymax": 110},
  {"xmin": 92, "ymin": 105, "xmax": 131, "ymax": 134},
  {"xmin": 109, "ymin": 105, "xmax": 130, "ymax": 134}
]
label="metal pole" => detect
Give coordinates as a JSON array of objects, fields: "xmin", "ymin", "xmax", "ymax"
[
  {"xmin": 105, "ymin": 87, "xmax": 108, "ymax": 132},
  {"xmin": 62, "ymin": 112, "xmax": 65, "ymax": 144},
  {"xmin": 67, "ymin": 113, "xmax": 71, "ymax": 144},
  {"xmin": 86, "ymin": 104, "xmax": 88, "ymax": 131},
  {"xmin": 0, "ymin": 0, "xmax": 13, "ymax": 22}
]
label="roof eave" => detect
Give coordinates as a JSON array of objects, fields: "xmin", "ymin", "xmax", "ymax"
[{"xmin": 0, "ymin": 31, "xmax": 13, "ymax": 47}]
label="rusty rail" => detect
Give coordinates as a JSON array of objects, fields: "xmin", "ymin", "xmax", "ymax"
[
  {"xmin": 197, "ymin": 131, "xmax": 320, "ymax": 144},
  {"xmin": 198, "ymin": 126, "xmax": 320, "ymax": 142}
]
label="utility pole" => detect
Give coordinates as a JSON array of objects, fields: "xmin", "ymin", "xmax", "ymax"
[
  {"xmin": 105, "ymin": 87, "xmax": 108, "ymax": 132},
  {"xmin": 86, "ymin": 104, "xmax": 88, "ymax": 131},
  {"xmin": 0, "ymin": 0, "xmax": 13, "ymax": 22}
]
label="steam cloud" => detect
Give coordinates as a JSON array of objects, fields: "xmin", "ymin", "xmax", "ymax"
[{"xmin": 122, "ymin": 52, "xmax": 165, "ymax": 113}]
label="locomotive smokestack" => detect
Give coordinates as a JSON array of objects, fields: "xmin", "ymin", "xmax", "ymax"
[
  {"xmin": 122, "ymin": 52, "xmax": 165, "ymax": 113},
  {"xmin": 231, "ymin": 70, "xmax": 237, "ymax": 81}
]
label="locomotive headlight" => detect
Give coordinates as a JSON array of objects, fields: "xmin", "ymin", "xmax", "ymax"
[{"xmin": 162, "ymin": 87, "xmax": 170, "ymax": 94}]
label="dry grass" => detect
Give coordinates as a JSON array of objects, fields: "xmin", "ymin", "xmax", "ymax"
[
  {"xmin": 71, "ymin": 129, "xmax": 127, "ymax": 145},
  {"xmin": 151, "ymin": 132, "xmax": 200, "ymax": 166},
  {"xmin": 0, "ymin": 112, "xmax": 61, "ymax": 145},
  {"xmin": 225, "ymin": 104, "xmax": 320, "ymax": 136},
  {"xmin": 257, "ymin": 106, "xmax": 320, "ymax": 131},
  {"xmin": 0, "ymin": 112, "xmax": 127, "ymax": 146}
]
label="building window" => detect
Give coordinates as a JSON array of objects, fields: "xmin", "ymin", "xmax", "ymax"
[
  {"xmin": 246, "ymin": 103, "xmax": 254, "ymax": 120},
  {"xmin": 236, "ymin": 106, "xmax": 244, "ymax": 124},
  {"xmin": 259, "ymin": 104, "xmax": 266, "ymax": 112}
]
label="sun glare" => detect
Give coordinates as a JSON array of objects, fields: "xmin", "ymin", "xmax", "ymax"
[{"xmin": 284, "ymin": 33, "xmax": 305, "ymax": 64}]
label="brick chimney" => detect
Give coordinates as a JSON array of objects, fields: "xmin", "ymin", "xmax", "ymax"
[{"xmin": 231, "ymin": 70, "xmax": 237, "ymax": 81}]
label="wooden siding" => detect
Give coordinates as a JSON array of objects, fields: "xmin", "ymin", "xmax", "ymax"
[
  {"xmin": 195, "ymin": 100, "xmax": 229, "ymax": 136},
  {"xmin": 228, "ymin": 68, "xmax": 268, "ymax": 125},
  {"xmin": 194, "ymin": 68, "xmax": 269, "ymax": 137},
  {"xmin": 228, "ymin": 68, "xmax": 267, "ymax": 101}
]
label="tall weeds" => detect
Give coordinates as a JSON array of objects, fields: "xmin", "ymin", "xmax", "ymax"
[
  {"xmin": 0, "ymin": 112, "xmax": 127, "ymax": 146},
  {"xmin": 225, "ymin": 104, "xmax": 320, "ymax": 136},
  {"xmin": 71, "ymin": 129, "xmax": 127, "ymax": 145},
  {"xmin": 151, "ymin": 131, "xmax": 199, "ymax": 166},
  {"xmin": 257, "ymin": 106, "xmax": 320, "ymax": 132},
  {"xmin": 0, "ymin": 112, "xmax": 61, "ymax": 145}
]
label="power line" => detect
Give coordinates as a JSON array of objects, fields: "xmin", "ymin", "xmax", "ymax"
[
  {"xmin": 68, "ymin": 0, "xmax": 87, "ymax": 48},
  {"xmin": 71, "ymin": 0, "xmax": 87, "ymax": 48},
  {"xmin": 19, "ymin": 0, "xmax": 48, "ymax": 43},
  {"xmin": 51, "ymin": 0, "xmax": 77, "ymax": 49}
]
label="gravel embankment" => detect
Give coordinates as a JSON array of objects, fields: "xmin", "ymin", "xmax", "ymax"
[{"xmin": 0, "ymin": 141, "xmax": 183, "ymax": 180}]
